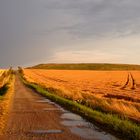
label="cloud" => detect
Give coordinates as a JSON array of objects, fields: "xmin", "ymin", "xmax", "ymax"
[
  {"xmin": 0, "ymin": 0, "xmax": 140, "ymax": 67},
  {"xmin": 48, "ymin": 0, "xmax": 140, "ymax": 39},
  {"xmin": 48, "ymin": 50, "xmax": 123, "ymax": 63}
]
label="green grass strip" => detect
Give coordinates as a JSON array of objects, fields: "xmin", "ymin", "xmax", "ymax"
[{"xmin": 21, "ymin": 76, "xmax": 140, "ymax": 140}]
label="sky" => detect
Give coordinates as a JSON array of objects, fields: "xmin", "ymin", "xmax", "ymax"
[{"xmin": 0, "ymin": 0, "xmax": 140, "ymax": 68}]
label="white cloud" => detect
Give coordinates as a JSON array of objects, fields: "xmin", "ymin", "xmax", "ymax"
[{"xmin": 48, "ymin": 50, "xmax": 123, "ymax": 63}]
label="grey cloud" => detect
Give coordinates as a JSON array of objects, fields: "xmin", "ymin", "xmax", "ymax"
[
  {"xmin": 42, "ymin": 0, "xmax": 140, "ymax": 39},
  {"xmin": 0, "ymin": 0, "xmax": 140, "ymax": 67}
]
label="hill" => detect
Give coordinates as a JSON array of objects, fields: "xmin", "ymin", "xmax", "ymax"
[{"xmin": 27, "ymin": 63, "xmax": 140, "ymax": 70}]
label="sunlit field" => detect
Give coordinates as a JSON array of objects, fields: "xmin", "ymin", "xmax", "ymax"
[
  {"xmin": 0, "ymin": 70, "xmax": 6, "ymax": 88},
  {"xmin": 0, "ymin": 70, "xmax": 4, "ymax": 76},
  {"xmin": 0, "ymin": 68, "xmax": 15, "ymax": 133},
  {"xmin": 23, "ymin": 69, "xmax": 140, "ymax": 123},
  {"xmin": 0, "ymin": 69, "xmax": 11, "ymax": 88}
]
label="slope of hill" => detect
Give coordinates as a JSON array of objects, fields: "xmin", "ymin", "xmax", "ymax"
[{"xmin": 27, "ymin": 63, "xmax": 140, "ymax": 70}]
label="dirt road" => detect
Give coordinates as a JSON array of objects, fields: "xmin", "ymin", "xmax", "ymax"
[
  {"xmin": 0, "ymin": 75, "xmax": 87, "ymax": 140},
  {"xmin": 0, "ymin": 75, "xmax": 119, "ymax": 140}
]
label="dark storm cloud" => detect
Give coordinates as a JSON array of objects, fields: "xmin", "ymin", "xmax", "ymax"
[
  {"xmin": 47, "ymin": 0, "xmax": 140, "ymax": 39},
  {"xmin": 0, "ymin": 0, "xmax": 140, "ymax": 67}
]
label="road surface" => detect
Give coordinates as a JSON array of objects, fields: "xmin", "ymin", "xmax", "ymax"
[
  {"xmin": 0, "ymin": 75, "xmax": 119, "ymax": 140},
  {"xmin": 0, "ymin": 75, "xmax": 89, "ymax": 140}
]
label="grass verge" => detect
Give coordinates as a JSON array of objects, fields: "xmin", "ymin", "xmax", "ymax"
[
  {"xmin": 0, "ymin": 69, "xmax": 14, "ymax": 100},
  {"xmin": 20, "ymin": 74, "xmax": 140, "ymax": 140},
  {"xmin": 0, "ymin": 72, "xmax": 15, "ymax": 134}
]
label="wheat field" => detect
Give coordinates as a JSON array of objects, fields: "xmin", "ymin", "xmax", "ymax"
[
  {"xmin": 0, "ymin": 70, "xmax": 6, "ymax": 88},
  {"xmin": 23, "ymin": 69, "xmax": 140, "ymax": 122},
  {"xmin": 0, "ymin": 70, "xmax": 4, "ymax": 76}
]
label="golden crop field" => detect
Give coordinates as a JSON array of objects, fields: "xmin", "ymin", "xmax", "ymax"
[
  {"xmin": 0, "ymin": 70, "xmax": 4, "ymax": 76},
  {"xmin": 0, "ymin": 70, "xmax": 6, "ymax": 88},
  {"xmin": 23, "ymin": 69, "xmax": 140, "ymax": 122}
]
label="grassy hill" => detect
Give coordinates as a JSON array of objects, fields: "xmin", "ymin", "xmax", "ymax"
[{"xmin": 27, "ymin": 63, "xmax": 140, "ymax": 70}]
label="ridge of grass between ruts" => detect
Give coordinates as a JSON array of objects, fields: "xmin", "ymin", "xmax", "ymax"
[{"xmin": 19, "ymin": 73, "xmax": 140, "ymax": 140}]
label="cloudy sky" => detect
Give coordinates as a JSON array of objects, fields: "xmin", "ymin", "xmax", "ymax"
[{"xmin": 0, "ymin": 0, "xmax": 140, "ymax": 68}]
